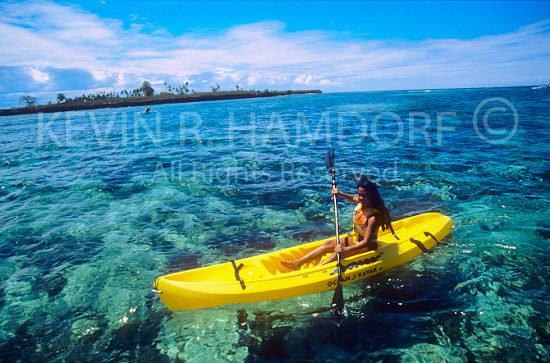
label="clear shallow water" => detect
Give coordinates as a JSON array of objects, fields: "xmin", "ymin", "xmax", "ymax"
[{"xmin": 0, "ymin": 88, "xmax": 549, "ymax": 362}]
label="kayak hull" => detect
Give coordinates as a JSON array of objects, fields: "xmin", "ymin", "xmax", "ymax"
[{"xmin": 154, "ymin": 212, "xmax": 452, "ymax": 311}]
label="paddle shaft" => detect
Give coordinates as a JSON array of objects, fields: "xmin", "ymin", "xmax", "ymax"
[
  {"xmin": 330, "ymin": 171, "xmax": 342, "ymax": 283},
  {"xmin": 325, "ymin": 148, "xmax": 345, "ymax": 320}
]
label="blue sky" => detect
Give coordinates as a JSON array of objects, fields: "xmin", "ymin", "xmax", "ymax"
[{"xmin": 1, "ymin": 0, "xmax": 549, "ymax": 107}]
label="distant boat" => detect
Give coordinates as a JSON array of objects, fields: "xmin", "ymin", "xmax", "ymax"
[{"xmin": 408, "ymin": 89, "xmax": 432, "ymax": 93}]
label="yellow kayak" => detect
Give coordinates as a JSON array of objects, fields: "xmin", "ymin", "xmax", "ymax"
[{"xmin": 153, "ymin": 212, "xmax": 453, "ymax": 311}]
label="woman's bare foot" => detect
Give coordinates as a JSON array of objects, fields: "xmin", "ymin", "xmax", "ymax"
[{"xmin": 280, "ymin": 260, "xmax": 300, "ymax": 270}]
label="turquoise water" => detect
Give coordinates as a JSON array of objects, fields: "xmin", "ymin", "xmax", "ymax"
[{"xmin": 0, "ymin": 88, "xmax": 549, "ymax": 361}]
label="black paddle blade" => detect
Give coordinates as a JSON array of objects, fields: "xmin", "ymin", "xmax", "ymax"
[
  {"xmin": 325, "ymin": 147, "xmax": 335, "ymax": 173},
  {"xmin": 331, "ymin": 283, "xmax": 344, "ymax": 322}
]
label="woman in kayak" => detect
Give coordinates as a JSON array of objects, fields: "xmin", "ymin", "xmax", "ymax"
[{"xmin": 281, "ymin": 180, "xmax": 393, "ymax": 270}]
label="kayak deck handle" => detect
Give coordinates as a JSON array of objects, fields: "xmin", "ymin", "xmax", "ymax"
[
  {"xmin": 410, "ymin": 237, "xmax": 433, "ymax": 254},
  {"xmin": 231, "ymin": 260, "xmax": 246, "ymax": 290},
  {"xmin": 424, "ymin": 231, "xmax": 440, "ymax": 243},
  {"xmin": 152, "ymin": 278, "xmax": 162, "ymax": 294}
]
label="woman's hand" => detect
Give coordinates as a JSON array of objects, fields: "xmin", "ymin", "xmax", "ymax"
[
  {"xmin": 334, "ymin": 244, "xmax": 346, "ymax": 253},
  {"xmin": 332, "ymin": 187, "xmax": 339, "ymax": 199}
]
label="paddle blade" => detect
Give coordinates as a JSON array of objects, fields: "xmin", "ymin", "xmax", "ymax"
[
  {"xmin": 325, "ymin": 147, "xmax": 335, "ymax": 173},
  {"xmin": 331, "ymin": 283, "xmax": 344, "ymax": 322}
]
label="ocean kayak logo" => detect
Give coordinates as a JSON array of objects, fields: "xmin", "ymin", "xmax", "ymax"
[
  {"xmin": 326, "ymin": 252, "xmax": 382, "ymax": 287},
  {"xmin": 329, "ymin": 252, "xmax": 382, "ymax": 276},
  {"xmin": 473, "ymin": 97, "xmax": 519, "ymax": 144}
]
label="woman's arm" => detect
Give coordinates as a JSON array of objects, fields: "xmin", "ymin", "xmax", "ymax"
[{"xmin": 332, "ymin": 188, "xmax": 359, "ymax": 204}]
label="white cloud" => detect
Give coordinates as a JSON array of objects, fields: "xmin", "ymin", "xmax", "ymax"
[
  {"xmin": 28, "ymin": 67, "xmax": 49, "ymax": 83},
  {"xmin": 0, "ymin": 0, "xmax": 549, "ymax": 105},
  {"xmin": 247, "ymin": 73, "xmax": 261, "ymax": 86},
  {"xmin": 319, "ymin": 78, "xmax": 341, "ymax": 86},
  {"xmin": 294, "ymin": 74, "xmax": 341, "ymax": 87},
  {"xmin": 294, "ymin": 74, "xmax": 312, "ymax": 85},
  {"xmin": 90, "ymin": 69, "xmax": 113, "ymax": 82},
  {"xmin": 115, "ymin": 72, "xmax": 125, "ymax": 87}
]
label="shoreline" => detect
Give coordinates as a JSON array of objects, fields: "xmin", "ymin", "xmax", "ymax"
[{"xmin": 0, "ymin": 90, "xmax": 322, "ymax": 117}]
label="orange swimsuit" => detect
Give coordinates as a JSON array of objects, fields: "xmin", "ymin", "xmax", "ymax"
[{"xmin": 353, "ymin": 203, "xmax": 380, "ymax": 236}]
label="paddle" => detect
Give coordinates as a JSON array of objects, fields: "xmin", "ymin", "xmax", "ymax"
[{"xmin": 325, "ymin": 147, "xmax": 344, "ymax": 321}]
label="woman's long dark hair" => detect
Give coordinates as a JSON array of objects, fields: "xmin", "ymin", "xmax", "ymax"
[{"xmin": 358, "ymin": 179, "xmax": 393, "ymax": 232}]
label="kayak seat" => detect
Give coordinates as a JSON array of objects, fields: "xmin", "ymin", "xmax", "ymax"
[{"xmin": 260, "ymin": 258, "xmax": 277, "ymax": 275}]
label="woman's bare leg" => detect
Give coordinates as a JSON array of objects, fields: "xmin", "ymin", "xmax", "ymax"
[
  {"xmin": 317, "ymin": 241, "xmax": 375, "ymax": 266},
  {"xmin": 281, "ymin": 236, "xmax": 349, "ymax": 270}
]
